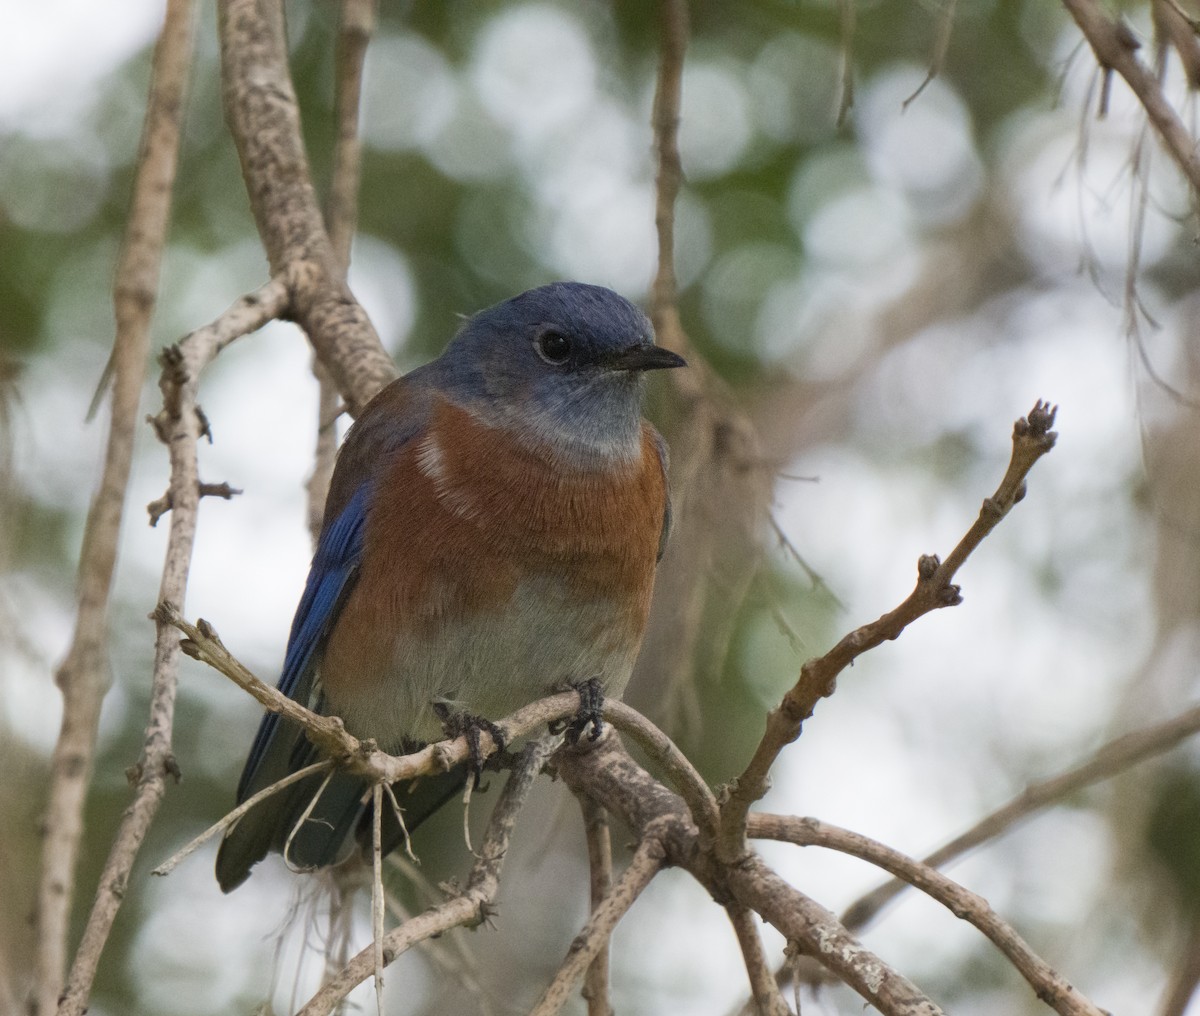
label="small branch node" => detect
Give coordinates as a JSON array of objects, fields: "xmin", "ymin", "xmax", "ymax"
[
  {"xmin": 938, "ymin": 584, "xmax": 963, "ymax": 607},
  {"xmin": 147, "ymin": 480, "xmax": 242, "ymax": 525},
  {"xmin": 981, "ymin": 496, "xmax": 1006, "ymax": 521}
]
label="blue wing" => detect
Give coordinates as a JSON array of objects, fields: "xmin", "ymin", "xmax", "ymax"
[
  {"xmin": 215, "ymin": 485, "xmax": 370, "ymax": 892},
  {"xmin": 235, "ymin": 482, "xmax": 370, "ymax": 800},
  {"xmin": 216, "ymin": 373, "xmax": 440, "ymax": 892}
]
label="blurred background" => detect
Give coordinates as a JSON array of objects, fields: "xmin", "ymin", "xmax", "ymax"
[{"xmin": 3, "ymin": 0, "xmax": 1200, "ymax": 1013}]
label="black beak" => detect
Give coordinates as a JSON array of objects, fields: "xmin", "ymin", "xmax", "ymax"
[{"xmin": 607, "ymin": 343, "xmax": 688, "ymax": 373}]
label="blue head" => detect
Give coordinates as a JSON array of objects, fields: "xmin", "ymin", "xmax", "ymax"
[{"xmin": 436, "ymin": 282, "xmax": 685, "ymax": 466}]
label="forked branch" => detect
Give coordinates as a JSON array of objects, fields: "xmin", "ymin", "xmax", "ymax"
[
  {"xmin": 718, "ymin": 401, "xmax": 1058, "ymax": 862},
  {"xmin": 751, "ymin": 815, "xmax": 1105, "ymax": 1016}
]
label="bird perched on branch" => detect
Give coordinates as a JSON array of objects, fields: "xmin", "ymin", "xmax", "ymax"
[{"xmin": 216, "ymin": 281, "xmax": 685, "ymax": 892}]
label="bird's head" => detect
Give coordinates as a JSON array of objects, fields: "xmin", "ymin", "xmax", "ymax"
[{"xmin": 438, "ymin": 282, "xmax": 685, "ymax": 467}]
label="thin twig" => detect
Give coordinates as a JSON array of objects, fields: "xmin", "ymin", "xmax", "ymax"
[
  {"xmin": 294, "ymin": 739, "xmax": 554, "ymax": 1016},
  {"xmin": 307, "ymin": 0, "xmax": 376, "ymax": 541},
  {"xmin": 717, "ymin": 402, "xmax": 1059, "ymax": 864},
  {"xmin": 1062, "ymin": 0, "xmax": 1200, "ymax": 193},
  {"xmin": 32, "ymin": 4, "xmax": 197, "ymax": 1013},
  {"xmin": 58, "ymin": 282, "xmax": 287, "ymax": 1016},
  {"xmin": 147, "ymin": 481, "xmax": 242, "ymax": 526},
  {"xmin": 327, "ymin": 0, "xmax": 375, "ymax": 273},
  {"xmin": 529, "ymin": 832, "xmax": 667, "ymax": 1016},
  {"xmin": 751, "ymin": 815, "xmax": 1106, "ymax": 1016},
  {"xmin": 556, "ymin": 731, "xmax": 947, "ymax": 1016},
  {"xmin": 837, "ymin": 0, "xmax": 857, "ymax": 126},
  {"xmin": 152, "ymin": 758, "xmax": 333, "ymax": 875},
  {"xmin": 841, "ymin": 699, "xmax": 1200, "ymax": 932},
  {"xmin": 159, "ymin": 600, "xmax": 718, "ymax": 832},
  {"xmin": 157, "ymin": 602, "xmax": 365, "ymax": 762},
  {"xmin": 385, "ymin": 854, "xmax": 494, "ymax": 1009},
  {"xmin": 903, "ymin": 0, "xmax": 958, "ymax": 109},
  {"xmin": 1158, "ymin": 914, "xmax": 1200, "ymax": 1016},
  {"xmin": 579, "ymin": 795, "xmax": 615, "ymax": 1016},
  {"xmin": 726, "ymin": 905, "xmax": 792, "ymax": 1016},
  {"xmin": 650, "ymin": 0, "xmax": 689, "ymax": 358},
  {"xmin": 371, "ymin": 783, "xmax": 385, "ymax": 1016}
]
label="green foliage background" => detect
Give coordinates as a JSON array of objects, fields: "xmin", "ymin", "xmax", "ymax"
[{"xmin": 3, "ymin": 1, "xmax": 1199, "ymax": 1013}]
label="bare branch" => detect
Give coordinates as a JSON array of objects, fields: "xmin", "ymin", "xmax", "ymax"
[
  {"xmin": 1158, "ymin": 915, "xmax": 1200, "ymax": 1016},
  {"xmin": 384, "ymin": 855, "xmax": 493, "ymax": 1007},
  {"xmin": 56, "ymin": 281, "xmax": 287, "ymax": 1016},
  {"xmin": 1062, "ymin": 0, "xmax": 1200, "ymax": 194},
  {"xmin": 636, "ymin": 0, "xmax": 777, "ymax": 750},
  {"xmin": 147, "ymin": 481, "xmax": 241, "ymax": 526},
  {"xmin": 295, "ymin": 739, "xmax": 554, "ymax": 1016},
  {"xmin": 1154, "ymin": 0, "xmax": 1200, "ymax": 88},
  {"xmin": 307, "ymin": 363, "xmax": 342, "ymax": 543},
  {"xmin": 153, "ymin": 759, "xmax": 333, "ymax": 876},
  {"xmin": 718, "ymin": 402, "xmax": 1059, "ymax": 863},
  {"xmin": 530, "ymin": 832, "xmax": 666, "ymax": 1016},
  {"xmin": 726, "ymin": 905, "xmax": 792, "ymax": 1016},
  {"xmin": 602, "ymin": 701, "xmax": 719, "ymax": 840},
  {"xmin": 33, "ymin": 4, "xmax": 198, "ymax": 1013},
  {"xmin": 370, "ymin": 783, "xmax": 385, "ymax": 1016},
  {"xmin": 218, "ymin": 0, "xmax": 395, "ymax": 414},
  {"xmin": 650, "ymin": 0, "xmax": 688, "ymax": 358},
  {"xmin": 579, "ymin": 796, "xmax": 615, "ymax": 1016},
  {"xmin": 306, "ymin": 0, "xmax": 376, "ymax": 541},
  {"xmin": 751, "ymin": 815, "xmax": 1106, "ymax": 1016},
  {"xmin": 903, "ymin": 0, "xmax": 958, "ymax": 109},
  {"xmin": 837, "ymin": 0, "xmax": 857, "ymax": 126},
  {"xmin": 557, "ymin": 733, "xmax": 947, "ymax": 1016},
  {"xmin": 327, "ymin": 0, "xmax": 375, "ymax": 272},
  {"xmin": 842, "ymin": 698, "xmax": 1200, "ymax": 932},
  {"xmin": 156, "ymin": 603, "xmax": 360, "ymax": 760},
  {"xmin": 159, "ymin": 602, "xmax": 721, "ymax": 847}
]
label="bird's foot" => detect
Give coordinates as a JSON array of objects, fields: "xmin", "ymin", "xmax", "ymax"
[
  {"xmin": 432, "ymin": 703, "xmax": 507, "ymax": 789},
  {"xmin": 549, "ymin": 677, "xmax": 605, "ymax": 745}
]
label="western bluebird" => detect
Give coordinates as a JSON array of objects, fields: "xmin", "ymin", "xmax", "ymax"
[{"xmin": 216, "ymin": 282, "xmax": 685, "ymax": 892}]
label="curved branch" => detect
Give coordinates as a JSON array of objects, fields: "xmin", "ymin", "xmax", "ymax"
[
  {"xmin": 529, "ymin": 831, "xmax": 666, "ymax": 1016},
  {"xmin": 1062, "ymin": 0, "xmax": 1200, "ymax": 193},
  {"xmin": 751, "ymin": 815, "xmax": 1106, "ymax": 1016},
  {"xmin": 556, "ymin": 733, "xmax": 947, "ymax": 1016},
  {"xmin": 841, "ymin": 699, "xmax": 1200, "ymax": 932},
  {"xmin": 218, "ymin": 0, "xmax": 395, "ymax": 414},
  {"xmin": 718, "ymin": 402, "xmax": 1059, "ymax": 862},
  {"xmin": 160, "ymin": 604, "xmax": 722, "ymax": 836}
]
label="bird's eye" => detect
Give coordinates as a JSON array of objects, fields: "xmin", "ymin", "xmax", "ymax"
[{"xmin": 535, "ymin": 329, "xmax": 572, "ymax": 364}]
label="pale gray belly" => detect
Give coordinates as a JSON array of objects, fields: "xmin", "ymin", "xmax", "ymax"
[{"xmin": 326, "ymin": 577, "xmax": 641, "ymax": 747}]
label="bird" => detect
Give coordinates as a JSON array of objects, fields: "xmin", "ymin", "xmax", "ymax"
[{"xmin": 215, "ymin": 281, "xmax": 685, "ymax": 892}]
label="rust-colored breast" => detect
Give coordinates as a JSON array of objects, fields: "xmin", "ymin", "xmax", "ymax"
[{"xmin": 321, "ymin": 398, "xmax": 667, "ymax": 699}]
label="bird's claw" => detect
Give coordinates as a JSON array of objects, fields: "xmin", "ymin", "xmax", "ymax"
[
  {"xmin": 549, "ymin": 677, "xmax": 605, "ymax": 745},
  {"xmin": 432, "ymin": 703, "xmax": 506, "ymax": 789}
]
